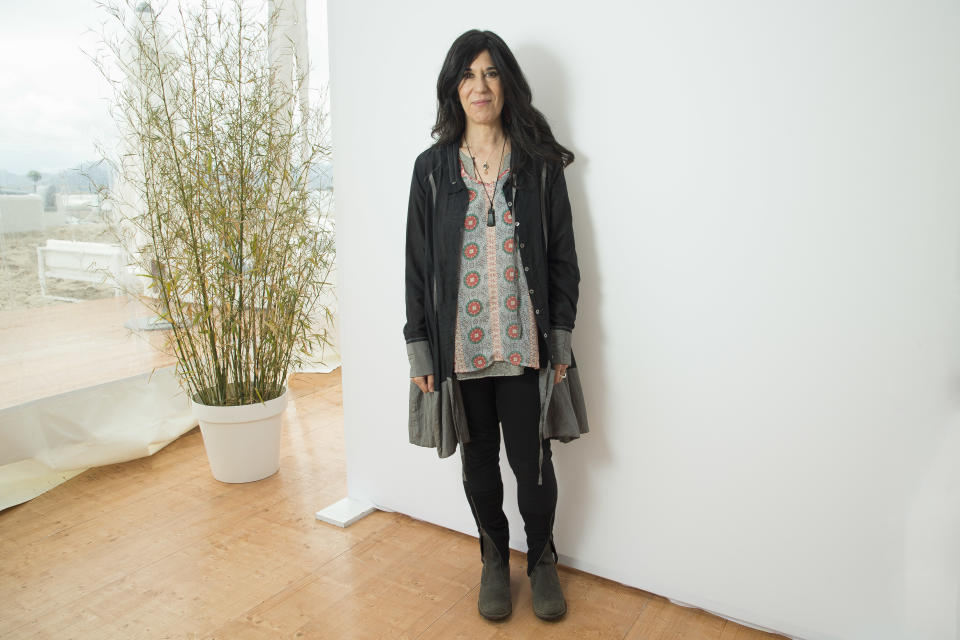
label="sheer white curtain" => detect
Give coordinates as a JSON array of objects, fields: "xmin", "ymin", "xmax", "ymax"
[{"xmin": 270, "ymin": 0, "xmax": 340, "ymax": 374}]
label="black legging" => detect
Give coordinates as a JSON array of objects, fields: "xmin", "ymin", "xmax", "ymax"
[{"xmin": 459, "ymin": 367, "xmax": 558, "ymax": 573}]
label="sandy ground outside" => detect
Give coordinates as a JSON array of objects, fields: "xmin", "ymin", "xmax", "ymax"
[
  {"xmin": 0, "ymin": 215, "xmax": 341, "ymax": 372},
  {"xmin": 0, "ymin": 220, "xmax": 122, "ymax": 311}
]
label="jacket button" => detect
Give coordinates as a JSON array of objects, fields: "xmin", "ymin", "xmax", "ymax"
[
  {"xmin": 519, "ymin": 242, "xmax": 525, "ymax": 248},
  {"xmin": 529, "ymin": 288, "xmax": 534, "ymax": 294},
  {"xmin": 507, "ymin": 201, "xmax": 513, "ymax": 207},
  {"xmin": 543, "ymin": 332, "xmax": 548, "ymax": 338},
  {"xmin": 535, "ymin": 309, "xmax": 540, "ymax": 314},
  {"xmin": 524, "ymin": 266, "xmax": 529, "ymax": 271},
  {"xmin": 515, "ymin": 222, "xmax": 519, "ymax": 227}
]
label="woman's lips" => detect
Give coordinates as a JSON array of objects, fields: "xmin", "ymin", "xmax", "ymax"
[{"xmin": 474, "ymin": 100, "xmax": 490, "ymax": 106}]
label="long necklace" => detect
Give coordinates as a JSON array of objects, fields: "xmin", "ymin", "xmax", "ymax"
[
  {"xmin": 464, "ymin": 135, "xmax": 507, "ymax": 227},
  {"xmin": 477, "ymin": 148, "xmax": 495, "ymax": 172}
]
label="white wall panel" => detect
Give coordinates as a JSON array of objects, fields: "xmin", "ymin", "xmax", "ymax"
[{"xmin": 323, "ymin": 2, "xmax": 960, "ymax": 638}]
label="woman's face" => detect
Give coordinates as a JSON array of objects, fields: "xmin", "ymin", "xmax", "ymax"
[{"xmin": 458, "ymin": 49, "xmax": 504, "ymax": 129}]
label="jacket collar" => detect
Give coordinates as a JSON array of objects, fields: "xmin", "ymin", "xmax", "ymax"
[{"xmin": 441, "ymin": 140, "xmax": 534, "ymax": 194}]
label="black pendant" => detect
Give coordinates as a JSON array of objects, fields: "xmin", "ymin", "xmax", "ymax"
[{"xmin": 486, "ymin": 206, "xmax": 496, "ymax": 227}]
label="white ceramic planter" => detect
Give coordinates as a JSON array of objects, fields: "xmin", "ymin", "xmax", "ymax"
[{"xmin": 190, "ymin": 386, "xmax": 288, "ymax": 483}]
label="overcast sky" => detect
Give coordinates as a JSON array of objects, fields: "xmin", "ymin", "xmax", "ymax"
[
  {"xmin": 0, "ymin": 0, "xmax": 329, "ymax": 176},
  {"xmin": 0, "ymin": 0, "xmax": 116, "ymax": 174}
]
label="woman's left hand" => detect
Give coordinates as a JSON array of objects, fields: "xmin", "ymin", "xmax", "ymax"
[{"xmin": 553, "ymin": 364, "xmax": 569, "ymax": 385}]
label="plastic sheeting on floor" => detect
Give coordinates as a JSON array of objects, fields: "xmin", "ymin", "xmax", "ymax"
[
  {"xmin": 0, "ymin": 310, "xmax": 342, "ymax": 512},
  {"xmin": 0, "ymin": 365, "xmax": 195, "ymax": 511}
]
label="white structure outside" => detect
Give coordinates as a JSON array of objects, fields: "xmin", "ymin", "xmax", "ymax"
[
  {"xmin": 36, "ymin": 239, "xmax": 126, "ymax": 301},
  {"xmin": 0, "ymin": 194, "xmax": 44, "ymax": 233}
]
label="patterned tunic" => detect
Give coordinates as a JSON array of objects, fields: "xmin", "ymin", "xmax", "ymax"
[{"xmin": 453, "ymin": 149, "xmax": 540, "ymax": 380}]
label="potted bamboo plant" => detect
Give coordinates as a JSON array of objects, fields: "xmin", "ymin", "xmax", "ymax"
[{"xmin": 95, "ymin": 0, "xmax": 335, "ymax": 482}]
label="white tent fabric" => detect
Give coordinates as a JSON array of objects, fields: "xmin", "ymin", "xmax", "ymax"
[{"xmin": 0, "ymin": 366, "xmax": 194, "ymax": 510}]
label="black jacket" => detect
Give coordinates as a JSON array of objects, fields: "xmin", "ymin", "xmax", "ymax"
[{"xmin": 404, "ymin": 141, "xmax": 581, "ymax": 383}]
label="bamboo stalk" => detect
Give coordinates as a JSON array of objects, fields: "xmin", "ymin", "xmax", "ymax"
[{"xmin": 91, "ymin": 0, "xmax": 334, "ymax": 407}]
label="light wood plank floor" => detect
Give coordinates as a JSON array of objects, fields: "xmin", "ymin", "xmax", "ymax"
[
  {"xmin": 0, "ymin": 369, "xmax": 788, "ymax": 639},
  {"xmin": 0, "ymin": 296, "xmax": 174, "ymax": 409}
]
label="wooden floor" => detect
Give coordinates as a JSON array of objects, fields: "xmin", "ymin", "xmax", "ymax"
[
  {"xmin": 0, "ymin": 296, "xmax": 174, "ymax": 409},
  {"xmin": 0, "ymin": 369, "xmax": 788, "ymax": 639}
]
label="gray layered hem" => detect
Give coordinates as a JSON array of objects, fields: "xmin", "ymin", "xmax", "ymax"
[
  {"xmin": 456, "ymin": 361, "xmax": 525, "ymax": 380},
  {"xmin": 408, "ymin": 351, "xmax": 589, "ymax": 486}
]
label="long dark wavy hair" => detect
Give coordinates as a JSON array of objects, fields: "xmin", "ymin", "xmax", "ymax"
[{"xmin": 432, "ymin": 29, "xmax": 574, "ymax": 172}]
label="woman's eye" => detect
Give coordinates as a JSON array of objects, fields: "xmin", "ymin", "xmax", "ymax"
[{"xmin": 486, "ymin": 71, "xmax": 498, "ymax": 78}]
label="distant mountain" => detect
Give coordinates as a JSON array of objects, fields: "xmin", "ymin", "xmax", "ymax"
[
  {"xmin": 0, "ymin": 170, "xmax": 32, "ymax": 193},
  {"xmin": 58, "ymin": 161, "xmax": 113, "ymax": 193},
  {"xmin": 2, "ymin": 159, "xmax": 330, "ymax": 194},
  {"xmin": 0, "ymin": 161, "xmax": 113, "ymax": 194}
]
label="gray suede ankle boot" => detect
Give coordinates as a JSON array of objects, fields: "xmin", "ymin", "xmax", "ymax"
[
  {"xmin": 528, "ymin": 537, "xmax": 566, "ymax": 620},
  {"xmin": 478, "ymin": 529, "xmax": 512, "ymax": 620}
]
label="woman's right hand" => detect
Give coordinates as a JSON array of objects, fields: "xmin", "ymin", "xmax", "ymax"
[{"xmin": 412, "ymin": 374, "xmax": 435, "ymax": 394}]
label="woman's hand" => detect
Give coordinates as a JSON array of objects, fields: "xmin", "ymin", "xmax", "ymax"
[
  {"xmin": 412, "ymin": 374, "xmax": 435, "ymax": 393},
  {"xmin": 553, "ymin": 364, "xmax": 569, "ymax": 385}
]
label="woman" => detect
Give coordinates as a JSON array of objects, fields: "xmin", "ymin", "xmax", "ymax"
[{"xmin": 404, "ymin": 29, "xmax": 589, "ymax": 622}]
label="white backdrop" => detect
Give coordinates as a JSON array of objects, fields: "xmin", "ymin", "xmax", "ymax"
[{"xmin": 323, "ymin": 2, "xmax": 960, "ymax": 639}]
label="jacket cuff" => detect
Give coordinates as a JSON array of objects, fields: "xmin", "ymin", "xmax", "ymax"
[
  {"xmin": 407, "ymin": 339, "xmax": 434, "ymax": 378},
  {"xmin": 549, "ymin": 328, "xmax": 572, "ymax": 366}
]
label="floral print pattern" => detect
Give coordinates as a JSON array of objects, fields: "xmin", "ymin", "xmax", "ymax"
[{"xmin": 453, "ymin": 150, "xmax": 539, "ymax": 375}]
